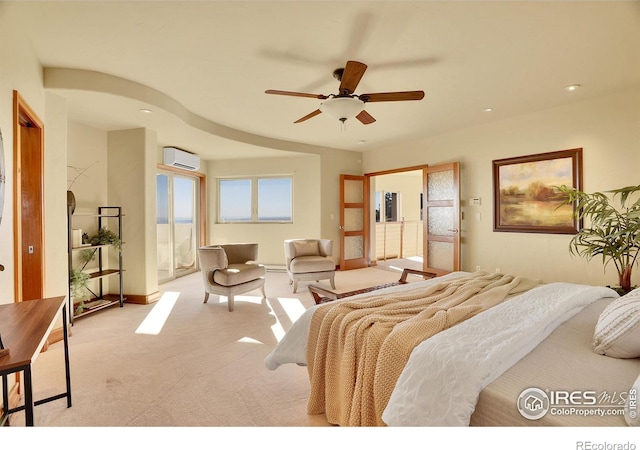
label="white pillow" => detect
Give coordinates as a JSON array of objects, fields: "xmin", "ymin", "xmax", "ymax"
[
  {"xmin": 625, "ymin": 374, "xmax": 639, "ymax": 426},
  {"xmin": 592, "ymin": 288, "xmax": 640, "ymax": 358}
]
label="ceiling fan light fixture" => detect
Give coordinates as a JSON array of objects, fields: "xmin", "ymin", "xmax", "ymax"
[{"xmin": 320, "ymin": 96, "xmax": 365, "ymax": 122}]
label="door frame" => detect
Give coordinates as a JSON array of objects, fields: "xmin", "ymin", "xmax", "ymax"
[
  {"xmin": 365, "ymin": 165, "xmax": 429, "ymax": 271},
  {"xmin": 13, "ymin": 90, "xmax": 45, "ymax": 304},
  {"xmin": 156, "ymin": 164, "xmax": 206, "ymax": 283}
]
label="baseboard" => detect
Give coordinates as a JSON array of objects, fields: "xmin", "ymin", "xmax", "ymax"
[
  {"xmin": 48, "ymin": 325, "xmax": 71, "ymax": 346},
  {"xmin": 125, "ymin": 291, "xmax": 161, "ymax": 305}
]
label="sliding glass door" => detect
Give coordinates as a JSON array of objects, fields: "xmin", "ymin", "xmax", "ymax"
[{"xmin": 157, "ymin": 171, "xmax": 199, "ymax": 282}]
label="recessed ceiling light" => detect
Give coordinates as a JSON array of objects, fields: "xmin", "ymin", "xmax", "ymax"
[
  {"xmin": 483, "ymin": 108, "xmax": 493, "ymax": 113},
  {"xmin": 139, "ymin": 108, "xmax": 153, "ymax": 114},
  {"xmin": 564, "ymin": 84, "xmax": 581, "ymax": 92},
  {"xmin": 358, "ymin": 140, "xmax": 367, "ymax": 145}
]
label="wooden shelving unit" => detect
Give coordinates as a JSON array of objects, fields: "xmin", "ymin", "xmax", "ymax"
[{"xmin": 67, "ymin": 206, "xmax": 125, "ymax": 323}]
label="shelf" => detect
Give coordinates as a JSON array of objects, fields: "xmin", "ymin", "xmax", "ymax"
[
  {"xmin": 68, "ymin": 206, "xmax": 124, "ymax": 323},
  {"xmin": 87, "ymin": 269, "xmax": 121, "ymax": 280},
  {"xmin": 73, "ymin": 294, "xmax": 126, "ymax": 319},
  {"xmin": 71, "ymin": 244, "xmax": 110, "ymax": 251}
]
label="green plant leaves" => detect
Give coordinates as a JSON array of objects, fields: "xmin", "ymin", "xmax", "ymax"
[{"xmin": 555, "ymin": 184, "xmax": 640, "ymax": 291}]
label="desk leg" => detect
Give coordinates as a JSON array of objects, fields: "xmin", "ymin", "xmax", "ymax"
[
  {"xmin": 23, "ymin": 366, "xmax": 34, "ymax": 426},
  {"xmin": 62, "ymin": 304, "xmax": 72, "ymax": 408},
  {"xmin": 1, "ymin": 374, "xmax": 9, "ymax": 426}
]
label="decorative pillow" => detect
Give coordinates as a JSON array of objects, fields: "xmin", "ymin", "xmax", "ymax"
[
  {"xmin": 293, "ymin": 240, "xmax": 319, "ymax": 257},
  {"xmin": 592, "ymin": 288, "xmax": 640, "ymax": 358},
  {"xmin": 625, "ymin": 374, "xmax": 639, "ymax": 426}
]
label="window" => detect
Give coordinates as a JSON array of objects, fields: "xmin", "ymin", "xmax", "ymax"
[{"xmin": 218, "ymin": 176, "xmax": 293, "ymax": 223}]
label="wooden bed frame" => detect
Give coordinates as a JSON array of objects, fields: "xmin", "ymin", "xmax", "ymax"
[{"xmin": 308, "ymin": 268, "xmax": 437, "ymax": 305}]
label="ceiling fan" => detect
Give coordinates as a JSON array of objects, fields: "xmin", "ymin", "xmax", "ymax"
[{"xmin": 265, "ymin": 60, "xmax": 425, "ymax": 125}]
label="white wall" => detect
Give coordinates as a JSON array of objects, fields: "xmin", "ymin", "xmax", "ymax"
[
  {"xmin": 108, "ymin": 128, "xmax": 159, "ymax": 297},
  {"xmin": 0, "ymin": 6, "xmax": 69, "ymax": 306},
  {"xmin": 44, "ymin": 92, "xmax": 70, "ymax": 300},
  {"xmin": 373, "ymin": 171, "xmax": 423, "ymax": 222},
  {"xmin": 67, "ymin": 121, "xmax": 108, "ymax": 213},
  {"xmin": 363, "ymin": 86, "xmax": 640, "ymax": 288},
  {"xmin": 208, "ymin": 154, "xmax": 322, "ymax": 267}
]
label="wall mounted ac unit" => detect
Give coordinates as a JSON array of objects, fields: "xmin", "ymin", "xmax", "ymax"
[{"xmin": 163, "ymin": 147, "xmax": 200, "ymax": 171}]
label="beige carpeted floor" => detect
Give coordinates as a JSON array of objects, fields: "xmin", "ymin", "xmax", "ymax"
[{"xmin": 10, "ymin": 264, "xmax": 413, "ymax": 427}]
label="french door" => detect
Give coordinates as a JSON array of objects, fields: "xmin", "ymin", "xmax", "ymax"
[
  {"xmin": 156, "ymin": 171, "xmax": 200, "ymax": 282},
  {"xmin": 339, "ymin": 174, "xmax": 370, "ymax": 270},
  {"xmin": 423, "ymin": 163, "xmax": 460, "ymax": 275},
  {"xmin": 362, "ymin": 163, "xmax": 460, "ymax": 275}
]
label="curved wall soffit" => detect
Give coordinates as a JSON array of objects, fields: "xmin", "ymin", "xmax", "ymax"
[{"xmin": 43, "ymin": 67, "xmax": 346, "ymax": 157}]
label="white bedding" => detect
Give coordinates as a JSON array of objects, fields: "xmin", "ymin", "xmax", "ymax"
[
  {"xmin": 264, "ymin": 272, "xmax": 618, "ymax": 426},
  {"xmin": 383, "ymin": 281, "xmax": 617, "ymax": 426},
  {"xmin": 264, "ymin": 271, "xmax": 467, "ymax": 370}
]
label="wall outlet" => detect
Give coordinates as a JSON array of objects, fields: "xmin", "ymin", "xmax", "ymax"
[
  {"xmin": 475, "ymin": 265, "xmax": 481, "ymax": 272},
  {"xmin": 495, "ymin": 267, "xmax": 501, "ymax": 273}
]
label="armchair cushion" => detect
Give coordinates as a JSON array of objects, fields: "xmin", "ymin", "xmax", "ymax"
[
  {"xmin": 198, "ymin": 246, "xmax": 228, "ymax": 270},
  {"xmin": 213, "ymin": 263, "xmax": 266, "ymax": 286},
  {"xmin": 289, "ymin": 255, "xmax": 335, "ymax": 274},
  {"xmin": 220, "ymin": 243, "xmax": 259, "ymax": 265},
  {"xmin": 293, "ymin": 240, "xmax": 320, "ymax": 257}
]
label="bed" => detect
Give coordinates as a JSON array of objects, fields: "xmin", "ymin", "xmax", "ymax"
[{"xmin": 265, "ymin": 271, "xmax": 640, "ymax": 427}]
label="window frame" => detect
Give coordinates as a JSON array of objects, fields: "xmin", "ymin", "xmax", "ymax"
[{"xmin": 217, "ymin": 175, "xmax": 294, "ymax": 224}]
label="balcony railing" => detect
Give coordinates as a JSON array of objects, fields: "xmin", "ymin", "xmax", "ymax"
[{"xmin": 375, "ymin": 220, "xmax": 423, "ymax": 261}]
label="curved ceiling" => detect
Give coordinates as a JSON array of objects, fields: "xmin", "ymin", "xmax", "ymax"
[{"xmin": 5, "ymin": 1, "xmax": 640, "ymax": 161}]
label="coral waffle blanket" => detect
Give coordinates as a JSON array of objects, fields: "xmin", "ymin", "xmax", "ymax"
[{"xmin": 305, "ymin": 272, "xmax": 542, "ymax": 426}]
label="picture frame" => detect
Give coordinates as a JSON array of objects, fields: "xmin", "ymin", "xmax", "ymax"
[{"xmin": 493, "ymin": 148, "xmax": 583, "ymax": 234}]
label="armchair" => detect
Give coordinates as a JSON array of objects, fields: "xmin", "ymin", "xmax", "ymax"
[
  {"xmin": 197, "ymin": 243, "xmax": 266, "ymax": 312},
  {"xmin": 284, "ymin": 238, "xmax": 335, "ymax": 293}
]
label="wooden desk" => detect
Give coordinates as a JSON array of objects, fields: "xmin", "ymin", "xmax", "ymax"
[
  {"xmin": 0, "ymin": 296, "xmax": 72, "ymax": 426},
  {"xmin": 308, "ymin": 268, "xmax": 437, "ymax": 305}
]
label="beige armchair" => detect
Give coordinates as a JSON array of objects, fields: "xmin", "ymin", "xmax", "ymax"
[
  {"xmin": 197, "ymin": 243, "xmax": 266, "ymax": 312},
  {"xmin": 284, "ymin": 238, "xmax": 335, "ymax": 293}
]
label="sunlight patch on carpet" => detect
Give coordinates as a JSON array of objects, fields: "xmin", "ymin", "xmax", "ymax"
[
  {"xmin": 135, "ymin": 291, "xmax": 180, "ymax": 335},
  {"xmin": 270, "ymin": 311, "xmax": 286, "ymax": 342},
  {"xmin": 278, "ymin": 297, "xmax": 306, "ymax": 323},
  {"xmin": 267, "ymin": 297, "xmax": 306, "ymax": 342},
  {"xmin": 238, "ymin": 337, "xmax": 262, "ymax": 344},
  {"xmin": 231, "ymin": 294, "xmax": 264, "ymax": 304}
]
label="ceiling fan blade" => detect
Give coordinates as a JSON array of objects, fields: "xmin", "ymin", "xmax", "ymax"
[
  {"xmin": 294, "ymin": 109, "xmax": 322, "ymax": 123},
  {"xmin": 265, "ymin": 89, "xmax": 328, "ymax": 100},
  {"xmin": 339, "ymin": 60, "xmax": 367, "ymax": 94},
  {"xmin": 359, "ymin": 91, "xmax": 425, "ymax": 102},
  {"xmin": 356, "ymin": 110, "xmax": 376, "ymax": 125}
]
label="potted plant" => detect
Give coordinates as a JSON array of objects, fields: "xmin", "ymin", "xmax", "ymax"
[
  {"xmin": 70, "ymin": 268, "xmax": 91, "ymax": 315},
  {"xmin": 557, "ymin": 184, "xmax": 640, "ymax": 294},
  {"xmin": 87, "ymin": 227, "xmax": 122, "ymax": 252}
]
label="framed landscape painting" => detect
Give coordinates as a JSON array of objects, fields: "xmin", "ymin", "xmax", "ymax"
[{"xmin": 493, "ymin": 148, "xmax": 583, "ymax": 234}]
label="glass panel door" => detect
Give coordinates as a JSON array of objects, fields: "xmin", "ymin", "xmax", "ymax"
[
  {"xmin": 157, "ymin": 172, "xmax": 199, "ymax": 283},
  {"xmin": 173, "ymin": 176, "xmax": 197, "ymax": 277},
  {"xmin": 340, "ymin": 174, "xmax": 369, "ymax": 270},
  {"xmin": 424, "ymin": 163, "xmax": 460, "ymax": 275}
]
